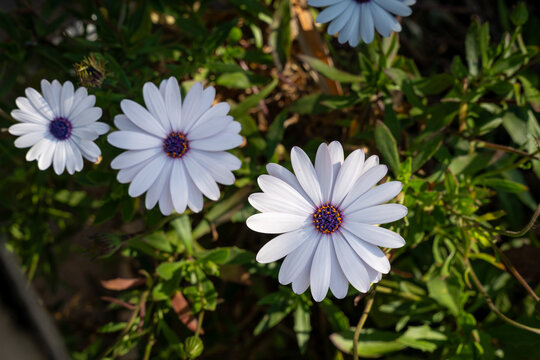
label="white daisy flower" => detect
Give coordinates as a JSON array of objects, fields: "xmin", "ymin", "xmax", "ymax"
[
  {"xmin": 9, "ymin": 80, "xmax": 109, "ymax": 175},
  {"xmin": 107, "ymin": 77, "xmax": 242, "ymax": 216},
  {"xmin": 309, "ymin": 0, "xmax": 415, "ymax": 46},
  {"xmin": 246, "ymin": 141, "xmax": 407, "ymax": 302}
]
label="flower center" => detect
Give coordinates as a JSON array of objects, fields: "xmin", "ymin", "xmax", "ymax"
[
  {"xmin": 49, "ymin": 117, "xmax": 72, "ymax": 140},
  {"xmin": 313, "ymin": 204, "xmax": 343, "ymax": 234},
  {"xmin": 354, "ymin": 0, "xmax": 371, "ymax": 3},
  {"xmin": 163, "ymin": 131, "xmax": 188, "ymax": 158}
]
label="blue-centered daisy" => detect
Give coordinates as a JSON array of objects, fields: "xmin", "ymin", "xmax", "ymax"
[
  {"xmin": 9, "ymin": 80, "xmax": 109, "ymax": 175},
  {"xmin": 309, "ymin": 0, "xmax": 415, "ymax": 46},
  {"xmin": 107, "ymin": 78, "xmax": 242, "ymax": 216},
  {"xmin": 246, "ymin": 142, "xmax": 407, "ymax": 302}
]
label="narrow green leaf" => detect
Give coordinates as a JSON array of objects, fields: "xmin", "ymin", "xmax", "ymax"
[
  {"xmin": 299, "ymin": 55, "xmax": 363, "ymax": 83},
  {"xmin": 375, "ymin": 120, "xmax": 400, "ymax": 176}
]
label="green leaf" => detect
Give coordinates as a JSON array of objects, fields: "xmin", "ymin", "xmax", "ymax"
[
  {"xmin": 375, "ymin": 120, "xmax": 400, "ymax": 176},
  {"xmin": 511, "ymin": 1, "xmax": 528, "ymax": 26},
  {"xmin": 426, "ymin": 275, "xmax": 462, "ymax": 316},
  {"xmin": 519, "ymin": 76, "xmax": 540, "ymax": 112},
  {"xmin": 319, "ymin": 299, "xmax": 349, "ymax": 332},
  {"xmin": 482, "ymin": 178, "xmax": 528, "ymax": 193},
  {"xmin": 299, "ymin": 55, "xmax": 364, "ymax": 83},
  {"xmin": 412, "ymin": 135, "xmax": 443, "ymax": 172},
  {"xmin": 293, "ymin": 305, "xmax": 311, "ymax": 354},
  {"xmin": 172, "ymin": 215, "xmax": 193, "ymax": 256},
  {"xmin": 415, "ymin": 74, "xmax": 454, "ymax": 95},
  {"xmin": 196, "ymin": 247, "xmax": 231, "ymax": 264},
  {"xmin": 216, "ymin": 72, "xmax": 252, "ymax": 89},
  {"xmin": 156, "ymin": 261, "xmax": 183, "ymax": 281},
  {"xmin": 330, "ymin": 329, "xmax": 404, "ymax": 356},
  {"xmin": 98, "ymin": 322, "xmax": 127, "ymax": 333},
  {"xmin": 398, "ymin": 325, "xmax": 447, "ymax": 352},
  {"xmin": 144, "ymin": 231, "xmax": 173, "ymax": 253},
  {"xmin": 269, "ymin": 0, "xmax": 291, "ymax": 70},
  {"xmin": 230, "ymin": 77, "xmax": 278, "ymax": 118},
  {"xmin": 465, "ymin": 23, "xmax": 480, "ymax": 76}
]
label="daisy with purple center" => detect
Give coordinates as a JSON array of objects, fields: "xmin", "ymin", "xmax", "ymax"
[
  {"xmin": 9, "ymin": 80, "xmax": 109, "ymax": 175},
  {"xmin": 246, "ymin": 141, "xmax": 407, "ymax": 302},
  {"xmin": 107, "ymin": 77, "xmax": 242, "ymax": 216},
  {"xmin": 309, "ymin": 0, "xmax": 415, "ymax": 46}
]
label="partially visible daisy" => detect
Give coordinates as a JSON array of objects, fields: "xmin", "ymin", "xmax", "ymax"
[
  {"xmin": 108, "ymin": 77, "xmax": 242, "ymax": 216},
  {"xmin": 9, "ymin": 80, "xmax": 109, "ymax": 175},
  {"xmin": 309, "ymin": 0, "xmax": 415, "ymax": 46},
  {"xmin": 246, "ymin": 142, "xmax": 407, "ymax": 302}
]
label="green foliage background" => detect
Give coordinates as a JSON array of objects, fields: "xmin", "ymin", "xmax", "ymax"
[{"xmin": 0, "ymin": 0, "xmax": 540, "ymax": 359}]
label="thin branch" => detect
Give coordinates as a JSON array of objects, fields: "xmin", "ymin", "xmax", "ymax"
[
  {"xmin": 466, "ymin": 260, "xmax": 540, "ymax": 336},
  {"xmin": 491, "ymin": 244, "xmax": 540, "ymax": 302},
  {"xmin": 353, "ymin": 288, "xmax": 376, "ymax": 360}
]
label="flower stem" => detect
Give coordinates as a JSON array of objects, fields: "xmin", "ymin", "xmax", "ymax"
[
  {"xmin": 353, "ymin": 288, "xmax": 376, "ymax": 360},
  {"xmin": 466, "ymin": 260, "xmax": 540, "ymax": 336}
]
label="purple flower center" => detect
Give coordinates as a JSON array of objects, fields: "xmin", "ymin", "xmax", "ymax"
[
  {"xmin": 313, "ymin": 204, "xmax": 343, "ymax": 234},
  {"xmin": 49, "ymin": 117, "xmax": 72, "ymax": 140},
  {"xmin": 163, "ymin": 131, "xmax": 189, "ymax": 158},
  {"xmin": 354, "ymin": 0, "xmax": 371, "ymax": 3}
]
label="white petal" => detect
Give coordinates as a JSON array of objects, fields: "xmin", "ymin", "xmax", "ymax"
[
  {"xmin": 189, "ymin": 132, "xmax": 243, "ymax": 151},
  {"xmin": 14, "ymin": 130, "xmax": 46, "ymax": 148},
  {"xmin": 9, "ymin": 123, "xmax": 46, "ymax": 136},
  {"xmin": 308, "ymin": 0, "xmax": 344, "ymax": 6},
  {"xmin": 370, "ymin": 2, "xmax": 394, "ymax": 37},
  {"xmin": 129, "ymin": 155, "xmax": 167, "ymax": 197},
  {"xmin": 110, "ymin": 147, "xmax": 162, "ymax": 169},
  {"xmin": 72, "ymin": 128, "xmax": 99, "ymax": 141},
  {"xmin": 310, "ymin": 239, "xmax": 332, "ymax": 302},
  {"xmin": 292, "ymin": 262, "xmax": 311, "ymax": 295},
  {"xmin": 328, "ymin": 141, "xmax": 344, "ymax": 184},
  {"xmin": 342, "ymin": 222, "xmax": 405, "ymax": 248},
  {"xmin": 360, "ymin": 155, "xmax": 379, "ymax": 175},
  {"xmin": 345, "ymin": 181, "xmax": 402, "ymax": 213},
  {"xmin": 257, "ymin": 175, "xmax": 314, "ymax": 214},
  {"xmin": 184, "ymin": 102, "xmax": 230, "ymax": 134},
  {"xmin": 341, "ymin": 165, "xmax": 388, "ymax": 211},
  {"xmin": 37, "ymin": 140, "xmax": 56, "ymax": 170},
  {"xmin": 158, "ymin": 171, "xmax": 174, "ymax": 215},
  {"xmin": 69, "ymin": 139, "xmax": 84, "ymax": 171},
  {"xmin": 332, "ymin": 149, "xmax": 365, "ymax": 205},
  {"xmin": 266, "ymin": 163, "xmax": 311, "ymax": 204},
  {"xmin": 76, "ymin": 138, "xmax": 101, "ymax": 161},
  {"xmin": 360, "ymin": 3, "xmax": 375, "ymax": 43},
  {"xmin": 291, "ymin": 146, "xmax": 323, "ymax": 205},
  {"xmin": 327, "ymin": 2, "xmax": 354, "ymax": 35},
  {"xmin": 170, "ymin": 160, "xmax": 188, "ymax": 214},
  {"xmin": 114, "ymin": 114, "xmax": 140, "ymax": 132},
  {"xmin": 333, "ymin": 232, "xmax": 371, "ymax": 293},
  {"xmin": 184, "ymin": 155, "xmax": 221, "ymax": 200},
  {"xmin": 108, "ymin": 131, "xmax": 162, "ymax": 150},
  {"xmin": 190, "ymin": 87, "xmax": 216, "ymax": 126},
  {"xmin": 70, "ymin": 94, "xmax": 96, "ymax": 120},
  {"xmin": 374, "ymin": 0, "xmax": 412, "ymax": 16},
  {"xmin": 186, "ymin": 171, "xmax": 204, "ymax": 213},
  {"xmin": 25, "ymin": 87, "xmax": 54, "ymax": 120},
  {"xmin": 72, "ymin": 107, "xmax": 102, "ymax": 127},
  {"xmin": 256, "ymin": 227, "xmax": 311, "ymax": 263},
  {"xmin": 53, "ymin": 141, "xmax": 66, "ymax": 175},
  {"xmin": 159, "ymin": 79, "xmax": 168, "ymax": 98},
  {"xmin": 41, "ymin": 80, "xmax": 60, "ymax": 117},
  {"xmin": 120, "ymin": 99, "xmax": 167, "ymax": 138},
  {"xmin": 315, "ymin": 143, "xmax": 333, "ymax": 203},
  {"xmin": 347, "ymin": 6, "xmax": 362, "ymax": 46},
  {"xmin": 83, "ymin": 122, "xmax": 110, "ymax": 135},
  {"xmin": 188, "ymin": 116, "xmax": 233, "ymax": 140},
  {"xmin": 68, "ymin": 87, "xmax": 89, "ymax": 118},
  {"xmin": 143, "ymin": 82, "xmax": 171, "ymax": 132},
  {"xmin": 64, "ymin": 142, "xmax": 76, "ymax": 174},
  {"xmin": 246, "ymin": 213, "xmax": 309, "ymax": 234},
  {"xmin": 248, "ymin": 193, "xmax": 310, "ymax": 216},
  {"xmin": 179, "ymin": 82, "xmax": 203, "ymax": 132},
  {"xmin": 26, "ymin": 138, "xmax": 50, "ymax": 161},
  {"xmin": 60, "ymin": 81, "xmax": 74, "ymax": 117},
  {"xmin": 329, "ymin": 238, "xmax": 348, "ymax": 298},
  {"xmin": 11, "ymin": 109, "xmax": 48, "ymax": 125},
  {"xmin": 337, "ymin": 4, "xmax": 359, "ymax": 45},
  {"xmin": 316, "ymin": 0, "xmax": 349, "ymax": 23},
  {"xmin": 342, "ymin": 228, "xmax": 390, "ymax": 273},
  {"xmin": 165, "ymin": 77, "xmax": 182, "ymax": 130},
  {"xmin": 348, "ymin": 204, "xmax": 408, "ymax": 224},
  {"xmin": 187, "ymin": 150, "xmax": 235, "ymax": 185},
  {"xmin": 195, "ymin": 150, "xmax": 241, "ymax": 171},
  {"xmin": 279, "ymin": 231, "xmax": 320, "ymax": 285},
  {"xmin": 145, "ymin": 159, "xmax": 171, "ymax": 210}
]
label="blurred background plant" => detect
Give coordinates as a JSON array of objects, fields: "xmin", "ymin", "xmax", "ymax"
[{"xmin": 0, "ymin": 0, "xmax": 539, "ymax": 359}]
